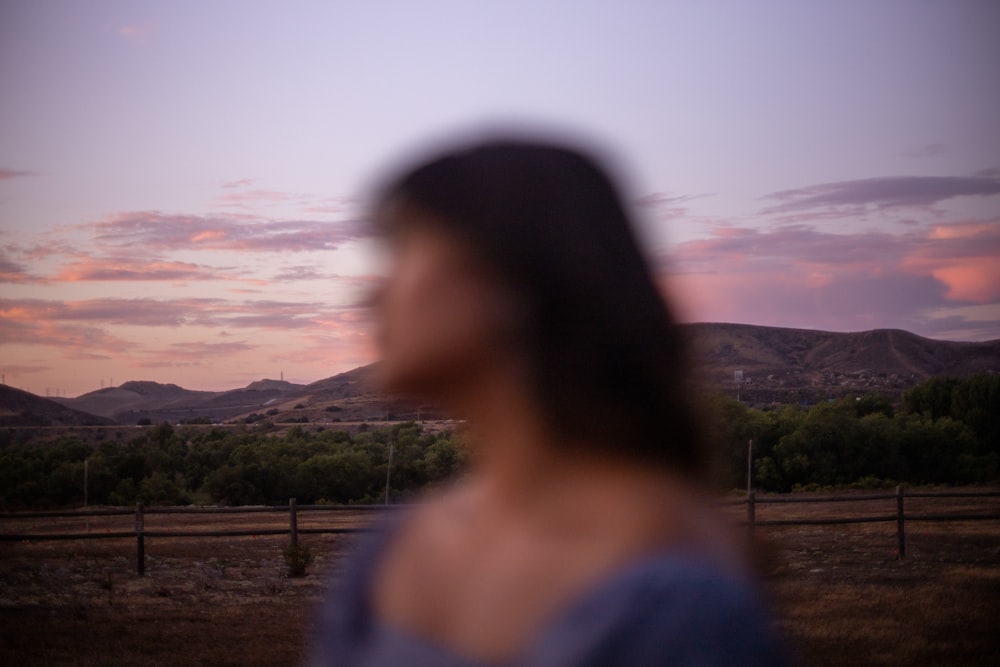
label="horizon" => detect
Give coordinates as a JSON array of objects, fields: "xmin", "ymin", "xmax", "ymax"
[
  {"xmin": 4, "ymin": 321, "xmax": 996, "ymax": 399},
  {"xmin": 2, "ymin": 1, "xmax": 999, "ymax": 396}
]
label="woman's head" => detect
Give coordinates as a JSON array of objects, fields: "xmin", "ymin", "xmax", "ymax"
[{"xmin": 371, "ymin": 138, "xmax": 706, "ymax": 474}]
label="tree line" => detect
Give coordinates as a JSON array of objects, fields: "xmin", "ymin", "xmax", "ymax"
[
  {"xmin": 0, "ymin": 374, "xmax": 996, "ymax": 508},
  {"xmin": 0, "ymin": 423, "xmax": 466, "ymax": 508},
  {"xmin": 710, "ymin": 374, "xmax": 999, "ymax": 491}
]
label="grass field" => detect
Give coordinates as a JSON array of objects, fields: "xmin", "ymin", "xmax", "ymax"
[{"xmin": 1, "ymin": 492, "xmax": 998, "ymax": 666}]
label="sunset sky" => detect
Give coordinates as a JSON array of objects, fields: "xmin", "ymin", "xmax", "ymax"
[{"xmin": 2, "ymin": 1, "xmax": 999, "ymax": 397}]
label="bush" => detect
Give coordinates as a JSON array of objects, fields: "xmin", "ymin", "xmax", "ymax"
[{"xmin": 282, "ymin": 544, "xmax": 313, "ymax": 577}]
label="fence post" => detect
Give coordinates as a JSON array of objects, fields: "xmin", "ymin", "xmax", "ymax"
[
  {"xmin": 747, "ymin": 491, "xmax": 756, "ymax": 535},
  {"xmin": 289, "ymin": 498, "xmax": 298, "ymax": 548},
  {"xmin": 135, "ymin": 502, "xmax": 145, "ymax": 576},
  {"xmin": 896, "ymin": 485, "xmax": 905, "ymax": 560}
]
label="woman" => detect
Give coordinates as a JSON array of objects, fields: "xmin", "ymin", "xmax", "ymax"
[{"xmin": 310, "ymin": 138, "xmax": 788, "ymax": 666}]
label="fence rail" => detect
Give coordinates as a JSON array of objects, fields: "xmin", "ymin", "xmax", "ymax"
[{"xmin": 2, "ymin": 487, "xmax": 998, "ymax": 574}]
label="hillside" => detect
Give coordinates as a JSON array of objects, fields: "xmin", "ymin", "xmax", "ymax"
[
  {"xmin": 52, "ymin": 381, "xmax": 221, "ymax": 424},
  {"xmin": 687, "ymin": 323, "xmax": 1000, "ymax": 404},
  {"xmin": 0, "ymin": 385, "xmax": 114, "ymax": 427},
  {"xmin": 19, "ymin": 324, "xmax": 1000, "ymax": 424},
  {"xmin": 53, "ymin": 379, "xmax": 303, "ymax": 425}
]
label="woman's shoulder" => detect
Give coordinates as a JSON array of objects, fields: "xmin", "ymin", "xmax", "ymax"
[
  {"xmin": 523, "ymin": 551, "xmax": 790, "ymax": 666},
  {"xmin": 312, "ymin": 529, "xmax": 788, "ymax": 667}
]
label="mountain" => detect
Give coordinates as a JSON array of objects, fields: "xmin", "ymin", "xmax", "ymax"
[
  {"xmin": 276, "ymin": 364, "xmax": 434, "ymax": 423},
  {"xmin": 686, "ymin": 323, "xmax": 1000, "ymax": 404},
  {"xmin": 24, "ymin": 324, "xmax": 1000, "ymax": 425},
  {"xmin": 52, "ymin": 381, "xmax": 220, "ymax": 423},
  {"xmin": 53, "ymin": 378, "xmax": 303, "ymax": 425},
  {"xmin": 0, "ymin": 385, "xmax": 114, "ymax": 426}
]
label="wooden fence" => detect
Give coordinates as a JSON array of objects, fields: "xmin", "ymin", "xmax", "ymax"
[{"xmin": 2, "ymin": 487, "xmax": 998, "ymax": 574}]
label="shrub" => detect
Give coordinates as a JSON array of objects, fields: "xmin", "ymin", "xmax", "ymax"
[{"xmin": 282, "ymin": 544, "xmax": 313, "ymax": 577}]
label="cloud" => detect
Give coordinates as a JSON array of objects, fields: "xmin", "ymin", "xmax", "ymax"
[
  {"xmin": 52, "ymin": 257, "xmax": 232, "ymax": 282},
  {"xmin": 0, "ymin": 295, "xmax": 375, "ymax": 381},
  {"xmin": 213, "ymin": 181, "xmax": 355, "ymax": 216},
  {"xmin": 272, "ymin": 265, "xmax": 336, "ymax": 282},
  {"xmin": 221, "ymin": 178, "xmax": 256, "ymax": 189},
  {"xmin": 0, "ymin": 168, "xmax": 38, "ymax": 181},
  {"xmin": 635, "ymin": 191, "xmax": 704, "ymax": 210},
  {"xmin": 0, "ymin": 297, "xmax": 362, "ymax": 331},
  {"xmin": 84, "ymin": 211, "xmax": 368, "ymax": 253},
  {"xmin": 2, "ymin": 298, "xmax": 198, "ymax": 327},
  {"xmin": 300, "ymin": 197, "xmax": 351, "ymax": 215},
  {"xmin": 0, "ymin": 249, "xmax": 40, "ymax": 283},
  {"xmin": 762, "ymin": 174, "xmax": 1000, "ymax": 217},
  {"xmin": 0, "ymin": 314, "xmax": 135, "ymax": 355},
  {"xmin": 6, "ymin": 241, "xmax": 83, "ymax": 262},
  {"xmin": 662, "ymin": 220, "xmax": 1000, "ymax": 340},
  {"xmin": 135, "ymin": 340, "xmax": 257, "ymax": 368},
  {"xmin": 916, "ymin": 304, "xmax": 1000, "ymax": 341},
  {"xmin": 902, "ymin": 222, "xmax": 1000, "ymax": 302},
  {"xmin": 633, "ymin": 191, "xmax": 709, "ymax": 223},
  {"xmin": 214, "ymin": 188, "xmax": 308, "ymax": 209}
]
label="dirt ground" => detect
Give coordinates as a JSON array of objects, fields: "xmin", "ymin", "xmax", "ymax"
[{"xmin": 1, "ymin": 492, "xmax": 998, "ymax": 666}]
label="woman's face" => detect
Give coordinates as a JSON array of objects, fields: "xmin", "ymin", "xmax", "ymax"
[{"xmin": 373, "ymin": 216, "xmax": 519, "ymax": 398}]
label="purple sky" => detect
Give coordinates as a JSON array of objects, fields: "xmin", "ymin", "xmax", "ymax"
[{"xmin": 1, "ymin": 1, "xmax": 998, "ymax": 396}]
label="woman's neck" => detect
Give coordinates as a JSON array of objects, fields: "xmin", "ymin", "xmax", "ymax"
[{"xmin": 451, "ymin": 362, "xmax": 692, "ymax": 523}]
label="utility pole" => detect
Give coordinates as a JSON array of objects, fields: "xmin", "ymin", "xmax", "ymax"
[
  {"xmin": 384, "ymin": 434, "xmax": 395, "ymax": 505},
  {"xmin": 746, "ymin": 439, "xmax": 753, "ymax": 495}
]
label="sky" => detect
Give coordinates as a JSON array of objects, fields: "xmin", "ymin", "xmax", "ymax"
[{"xmin": 1, "ymin": 0, "xmax": 998, "ymax": 397}]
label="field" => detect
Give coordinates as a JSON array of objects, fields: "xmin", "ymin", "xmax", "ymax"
[{"xmin": 1, "ymin": 493, "xmax": 998, "ymax": 666}]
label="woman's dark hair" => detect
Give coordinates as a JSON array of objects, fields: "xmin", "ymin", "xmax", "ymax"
[{"xmin": 375, "ymin": 138, "xmax": 706, "ymax": 474}]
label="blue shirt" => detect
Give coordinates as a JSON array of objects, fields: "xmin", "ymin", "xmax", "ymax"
[{"xmin": 309, "ymin": 521, "xmax": 790, "ymax": 666}]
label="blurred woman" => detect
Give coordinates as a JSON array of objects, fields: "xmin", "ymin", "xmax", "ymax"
[{"xmin": 310, "ymin": 138, "xmax": 788, "ymax": 666}]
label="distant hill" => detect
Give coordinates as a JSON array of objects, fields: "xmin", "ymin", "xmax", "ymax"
[
  {"xmin": 52, "ymin": 381, "xmax": 219, "ymax": 423},
  {"xmin": 52, "ymin": 378, "xmax": 303, "ymax": 425},
  {"xmin": 0, "ymin": 385, "xmax": 114, "ymax": 426},
  {"xmin": 686, "ymin": 323, "xmax": 1000, "ymax": 404},
  {"xmin": 21, "ymin": 324, "xmax": 1000, "ymax": 425}
]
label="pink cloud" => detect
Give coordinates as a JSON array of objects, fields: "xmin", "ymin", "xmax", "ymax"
[
  {"xmin": 0, "ymin": 295, "xmax": 376, "ymax": 387},
  {"xmin": 221, "ymin": 178, "xmax": 256, "ymax": 189},
  {"xmin": 662, "ymin": 220, "xmax": 1000, "ymax": 340},
  {"xmin": 84, "ymin": 211, "xmax": 367, "ymax": 252},
  {"xmin": 52, "ymin": 257, "xmax": 230, "ymax": 282},
  {"xmin": 0, "ymin": 297, "xmax": 363, "ymax": 332},
  {"xmin": 300, "ymin": 197, "xmax": 351, "ymax": 215},
  {"xmin": 0, "ymin": 313, "xmax": 135, "ymax": 356}
]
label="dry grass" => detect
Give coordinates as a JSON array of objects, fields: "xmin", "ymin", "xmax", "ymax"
[
  {"xmin": 750, "ymin": 492, "xmax": 1000, "ymax": 666},
  {"xmin": 1, "ymin": 493, "xmax": 998, "ymax": 666}
]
